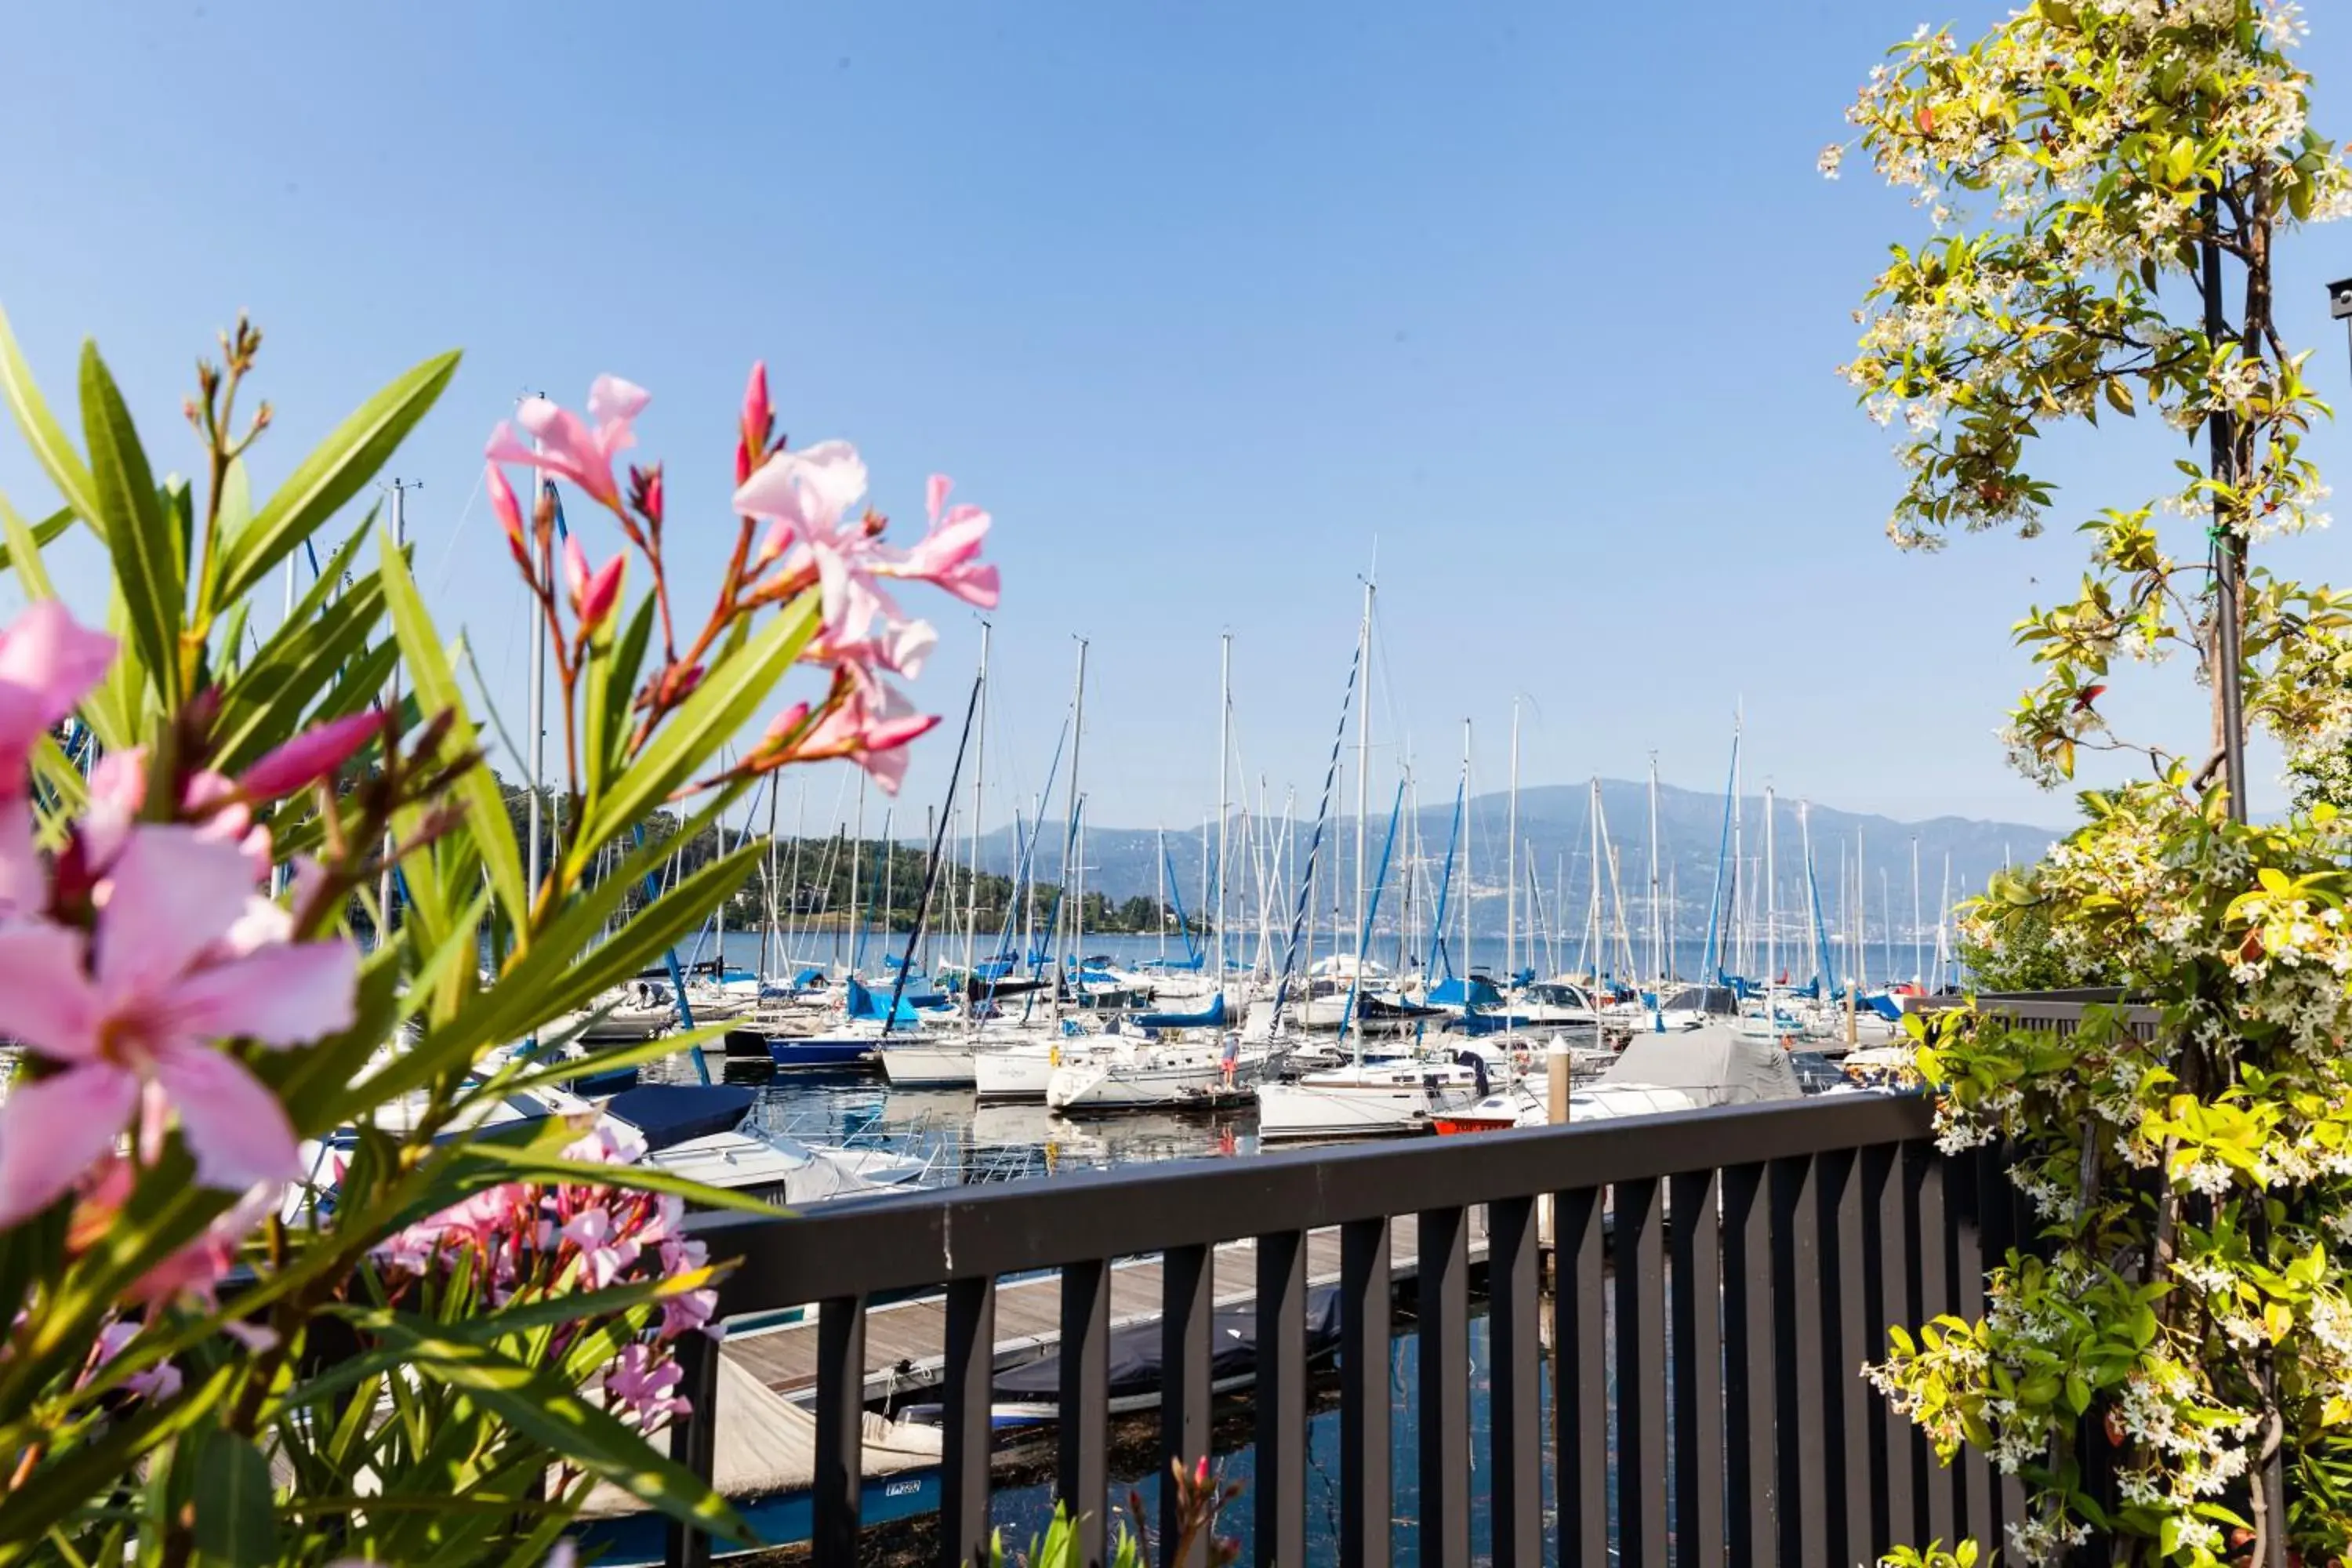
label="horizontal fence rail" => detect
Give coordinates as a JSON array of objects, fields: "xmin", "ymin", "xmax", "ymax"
[{"xmin": 656, "ymin": 1086, "xmax": 2029, "ymax": 1568}]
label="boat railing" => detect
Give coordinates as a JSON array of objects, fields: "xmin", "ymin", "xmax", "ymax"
[{"xmin": 664, "ymin": 1087, "xmax": 2034, "ymax": 1567}]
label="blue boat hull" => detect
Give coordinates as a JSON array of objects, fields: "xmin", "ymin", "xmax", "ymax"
[
  {"xmin": 576, "ymin": 1467, "xmax": 941, "ymax": 1564},
  {"xmin": 765, "ymin": 1036, "xmax": 882, "ymax": 1070}
]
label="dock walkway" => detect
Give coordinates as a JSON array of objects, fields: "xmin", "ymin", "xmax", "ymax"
[{"xmin": 724, "ymin": 1210, "xmax": 1491, "ymax": 1403}]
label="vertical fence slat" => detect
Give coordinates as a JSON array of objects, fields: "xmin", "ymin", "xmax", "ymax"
[
  {"xmin": 1835, "ymin": 1146, "xmax": 1883, "ymax": 1566},
  {"xmin": 812, "ymin": 1295, "xmax": 867, "ymax": 1566},
  {"xmin": 1722, "ymin": 1162, "xmax": 1777, "ymax": 1563},
  {"xmin": 1161, "ymin": 1243, "xmax": 1214, "ymax": 1567},
  {"xmin": 1340, "ymin": 1216, "xmax": 1392, "ymax": 1568},
  {"xmin": 940, "ymin": 1276, "xmax": 996, "ymax": 1568},
  {"xmin": 1059, "ymin": 1258, "xmax": 1112, "ymax": 1568},
  {"xmin": 1555, "ymin": 1185, "xmax": 1609, "ymax": 1565},
  {"xmin": 1954, "ymin": 1148, "xmax": 1995, "ymax": 1554},
  {"xmin": 1418, "ymin": 1205, "xmax": 1471, "ymax": 1568},
  {"xmin": 663, "ymin": 1324, "xmax": 719, "ymax": 1568},
  {"xmin": 1867, "ymin": 1142, "xmax": 1915, "ymax": 1559},
  {"xmin": 1913, "ymin": 1144, "xmax": 1958, "ymax": 1548},
  {"xmin": 1488, "ymin": 1196, "xmax": 1544, "ymax": 1568},
  {"xmin": 1777, "ymin": 1155, "xmax": 1827, "ymax": 1567},
  {"xmin": 1255, "ymin": 1229, "xmax": 1308, "ymax": 1568},
  {"xmin": 1615, "ymin": 1177, "xmax": 1668, "ymax": 1568},
  {"xmin": 1671, "ymin": 1167, "xmax": 1726, "ymax": 1568}
]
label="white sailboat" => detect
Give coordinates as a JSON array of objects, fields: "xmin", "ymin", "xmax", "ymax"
[{"xmin": 1258, "ymin": 582, "xmax": 1479, "ymax": 1141}]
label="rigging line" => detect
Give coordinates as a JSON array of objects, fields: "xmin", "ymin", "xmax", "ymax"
[{"xmin": 428, "ymin": 462, "xmax": 489, "ymax": 598}]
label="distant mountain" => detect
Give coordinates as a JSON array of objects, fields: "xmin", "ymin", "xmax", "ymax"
[{"xmin": 968, "ymin": 779, "xmax": 2063, "ymax": 945}]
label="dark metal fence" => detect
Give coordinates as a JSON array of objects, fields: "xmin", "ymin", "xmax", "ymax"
[{"xmin": 662, "ymin": 1088, "xmax": 2045, "ymax": 1567}]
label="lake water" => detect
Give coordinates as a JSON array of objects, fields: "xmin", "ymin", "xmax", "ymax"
[{"xmin": 852, "ymin": 1308, "xmax": 1628, "ymax": 1567}]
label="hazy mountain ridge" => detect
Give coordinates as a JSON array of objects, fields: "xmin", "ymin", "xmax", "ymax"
[{"xmin": 967, "ymin": 779, "xmax": 2064, "ymax": 939}]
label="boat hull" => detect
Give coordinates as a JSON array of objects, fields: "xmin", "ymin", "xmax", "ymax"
[
  {"xmin": 764, "ymin": 1036, "xmax": 882, "ymax": 1070},
  {"xmin": 879, "ymin": 1043, "xmax": 978, "ymax": 1087}
]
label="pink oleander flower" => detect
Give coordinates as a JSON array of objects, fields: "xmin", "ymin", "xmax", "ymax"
[
  {"xmin": 604, "ymin": 1341, "xmax": 688, "ymax": 1427},
  {"xmin": 0, "ymin": 602, "xmax": 116, "ymax": 785},
  {"xmin": 899, "ymin": 476, "xmax": 1000, "ymax": 610},
  {"xmin": 804, "ymin": 617, "xmax": 938, "ymax": 691},
  {"xmin": 735, "ymin": 440, "xmax": 896, "ymax": 641},
  {"xmin": 0, "ymin": 826, "xmax": 358, "ymax": 1225},
  {"xmin": 487, "ymin": 461, "xmax": 532, "ymax": 572},
  {"xmin": 122, "ymin": 1182, "xmax": 281, "ymax": 1308},
  {"xmin": 78, "ymin": 750, "xmax": 270, "ymax": 886},
  {"xmin": 562, "ymin": 535, "xmax": 626, "ymax": 635},
  {"xmin": 486, "ymin": 375, "xmax": 652, "ymax": 511},
  {"xmin": 0, "ymin": 603, "xmax": 118, "ymax": 913},
  {"xmin": 736, "ymin": 363, "xmax": 773, "ymax": 487},
  {"xmin": 239, "ymin": 710, "xmax": 388, "ymax": 802},
  {"xmin": 793, "ymin": 679, "xmax": 938, "ymax": 794},
  {"xmin": 561, "ymin": 1205, "xmax": 641, "ymax": 1290},
  {"xmin": 93, "ymin": 1319, "xmax": 182, "ymax": 1403}
]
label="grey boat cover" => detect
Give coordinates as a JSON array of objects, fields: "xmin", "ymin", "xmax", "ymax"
[{"xmin": 1600, "ymin": 1023, "xmax": 1804, "ymax": 1105}]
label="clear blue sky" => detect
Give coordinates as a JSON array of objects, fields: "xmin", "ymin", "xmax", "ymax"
[{"xmin": 5, "ymin": 1, "xmax": 2350, "ymax": 840}]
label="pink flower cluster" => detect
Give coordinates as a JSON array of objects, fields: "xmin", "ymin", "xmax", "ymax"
[
  {"xmin": 372, "ymin": 1121, "xmax": 717, "ymax": 1429},
  {"xmin": 0, "ymin": 604, "xmax": 375, "ymax": 1229},
  {"xmin": 483, "ymin": 370, "xmax": 996, "ymax": 796}
]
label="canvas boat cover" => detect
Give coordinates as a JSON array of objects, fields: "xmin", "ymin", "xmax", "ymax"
[{"xmin": 1600, "ymin": 1023, "xmax": 1805, "ymax": 1105}]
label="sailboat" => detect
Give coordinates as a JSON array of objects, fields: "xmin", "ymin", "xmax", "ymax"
[{"xmin": 1256, "ymin": 583, "xmax": 1481, "ymax": 1141}]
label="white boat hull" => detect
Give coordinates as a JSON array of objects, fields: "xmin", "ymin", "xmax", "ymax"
[
  {"xmin": 879, "ymin": 1042, "xmax": 978, "ymax": 1087},
  {"xmin": 1254, "ymin": 1064, "xmax": 1481, "ymax": 1140},
  {"xmin": 972, "ymin": 1046, "xmax": 1059, "ymax": 1100}
]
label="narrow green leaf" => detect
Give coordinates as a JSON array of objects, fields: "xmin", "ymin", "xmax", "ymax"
[
  {"xmin": 454, "ymin": 1141, "xmax": 789, "ymax": 1218},
  {"xmin": 586, "ymin": 593, "xmax": 657, "ymax": 802},
  {"xmin": 572, "ymin": 594, "xmax": 817, "ymax": 859},
  {"xmin": 191, "ymin": 1428, "xmax": 278, "ymax": 1566},
  {"xmin": 216, "ymin": 350, "xmax": 459, "ymax": 607},
  {"xmin": 0, "ymin": 496, "xmax": 68, "ymax": 593},
  {"xmin": 79, "ymin": 344, "xmax": 184, "ymax": 703},
  {"xmin": 0, "ymin": 307, "xmax": 100, "ymax": 533},
  {"xmin": 0, "ymin": 1365, "xmax": 232, "ymax": 1559},
  {"xmin": 334, "ymin": 1319, "xmax": 752, "ymax": 1544},
  {"xmin": 379, "ymin": 530, "xmax": 529, "ymax": 933}
]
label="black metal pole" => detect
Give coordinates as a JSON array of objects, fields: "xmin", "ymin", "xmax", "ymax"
[
  {"xmin": 880, "ymin": 673, "xmax": 985, "ymax": 1033},
  {"xmin": 2204, "ymin": 192, "xmax": 2249, "ymax": 825}
]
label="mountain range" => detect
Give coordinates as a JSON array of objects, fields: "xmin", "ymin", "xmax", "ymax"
[{"xmin": 969, "ymin": 779, "xmax": 2064, "ymax": 943}]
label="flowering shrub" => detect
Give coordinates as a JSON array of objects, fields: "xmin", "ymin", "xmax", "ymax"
[
  {"xmin": 0, "ymin": 307, "xmax": 992, "ymax": 1563},
  {"xmin": 1831, "ymin": 3, "xmax": 2352, "ymax": 1565}
]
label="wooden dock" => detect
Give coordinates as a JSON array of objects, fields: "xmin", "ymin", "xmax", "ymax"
[{"xmin": 724, "ymin": 1210, "xmax": 1492, "ymax": 1403}]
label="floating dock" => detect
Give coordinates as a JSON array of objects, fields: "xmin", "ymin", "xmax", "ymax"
[{"xmin": 724, "ymin": 1210, "xmax": 1492, "ymax": 1403}]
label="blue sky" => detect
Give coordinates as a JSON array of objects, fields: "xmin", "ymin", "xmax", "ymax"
[{"xmin": 3, "ymin": 1, "xmax": 2350, "ymax": 840}]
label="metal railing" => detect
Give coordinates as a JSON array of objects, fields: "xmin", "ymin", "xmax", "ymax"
[{"xmin": 662, "ymin": 1087, "xmax": 2052, "ymax": 1567}]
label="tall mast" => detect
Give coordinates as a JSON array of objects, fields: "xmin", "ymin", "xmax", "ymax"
[
  {"xmin": 1649, "ymin": 754, "xmax": 1664, "ymax": 1027},
  {"xmin": 1460, "ymin": 719, "xmax": 1472, "ymax": 985},
  {"xmin": 849, "ymin": 771, "xmax": 866, "ymax": 975},
  {"xmin": 1730, "ymin": 702, "xmax": 1745, "ymax": 978},
  {"xmin": 1911, "ymin": 834, "xmax": 1924, "ymax": 986},
  {"xmin": 1763, "ymin": 786, "xmax": 1778, "ymax": 998},
  {"xmin": 1351, "ymin": 579, "xmax": 1374, "ymax": 1066},
  {"xmin": 1216, "ymin": 631, "xmax": 1231, "ymax": 996},
  {"xmin": 1936, "ymin": 851, "xmax": 1953, "ymax": 992},
  {"xmin": 1506, "ymin": 698, "xmax": 1521, "ymax": 989},
  {"xmin": 1156, "ymin": 826, "xmax": 1168, "ymax": 963},
  {"xmin": 1800, "ymin": 800, "xmax": 1820, "ymax": 994},
  {"xmin": 963, "ymin": 622, "xmax": 990, "ymax": 978},
  {"xmin": 1588, "ymin": 777, "xmax": 1603, "ymax": 983},
  {"xmin": 1055, "ymin": 638, "xmax": 1088, "ymax": 1025}
]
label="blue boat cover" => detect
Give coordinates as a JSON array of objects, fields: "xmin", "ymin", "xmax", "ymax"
[
  {"xmin": 1134, "ymin": 993, "xmax": 1227, "ymax": 1030},
  {"xmin": 1426, "ymin": 975, "xmax": 1504, "ymax": 1011},
  {"xmin": 601, "ymin": 1084, "xmax": 756, "ymax": 1151},
  {"xmin": 847, "ymin": 977, "xmax": 928, "ymax": 1025}
]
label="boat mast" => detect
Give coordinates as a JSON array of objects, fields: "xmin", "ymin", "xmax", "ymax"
[
  {"xmin": 1350, "ymin": 579, "xmax": 1374, "ymax": 1069},
  {"xmin": 1054, "ymin": 638, "xmax": 1088, "ymax": 1027},
  {"xmin": 1911, "ymin": 834, "xmax": 1924, "ymax": 987},
  {"xmin": 1935, "ymin": 850, "xmax": 1953, "ymax": 992},
  {"xmin": 1216, "ymin": 630, "xmax": 1230, "ymax": 998},
  {"xmin": 964, "ymin": 622, "xmax": 989, "ymax": 981},
  {"xmin": 1763, "ymin": 786, "xmax": 1778, "ymax": 1006},
  {"xmin": 1156, "ymin": 826, "xmax": 1168, "ymax": 964},
  {"xmin": 1588, "ymin": 777, "xmax": 1603, "ymax": 985},
  {"xmin": 1459, "ymin": 719, "xmax": 1472, "ymax": 986},
  {"xmin": 848, "ymin": 771, "xmax": 866, "ymax": 976},
  {"xmin": 1730, "ymin": 702, "xmax": 1745, "ymax": 979},
  {"xmin": 1503, "ymin": 702, "xmax": 1519, "ymax": 993},
  {"xmin": 1649, "ymin": 753, "xmax": 1664, "ymax": 1028}
]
